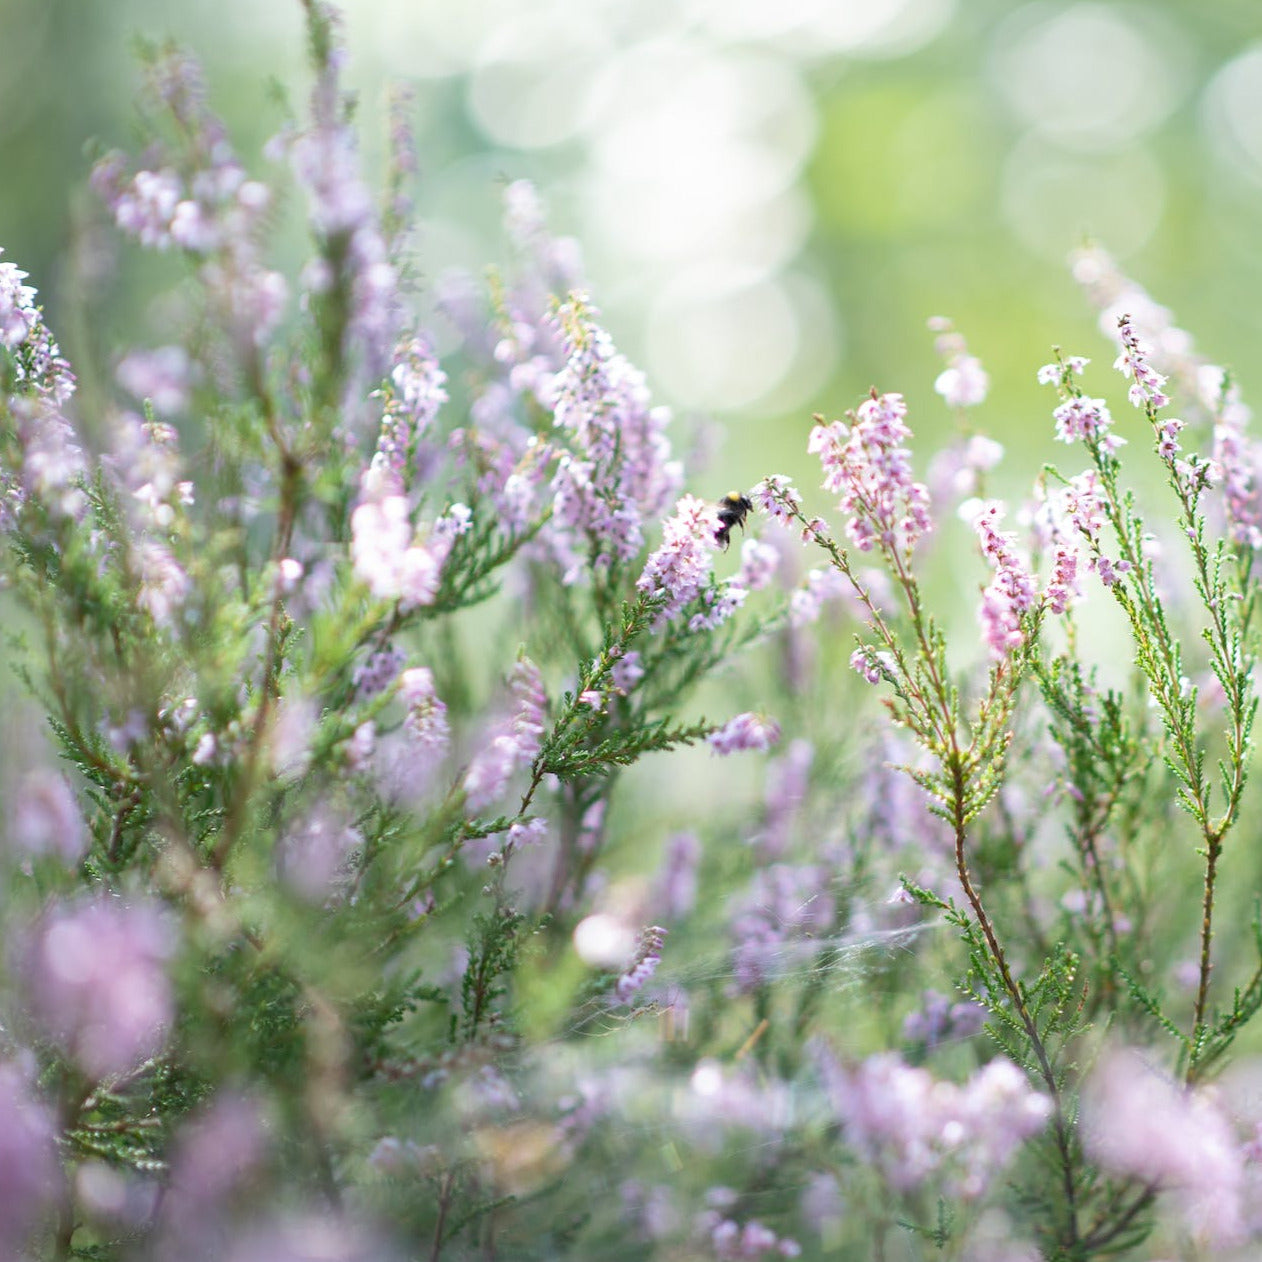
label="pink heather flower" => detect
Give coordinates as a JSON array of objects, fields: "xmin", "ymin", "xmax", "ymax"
[
  {"xmin": 398, "ymin": 667, "xmax": 449, "ymax": 754},
  {"xmin": 929, "ymin": 319, "xmax": 989, "ymax": 408},
  {"xmin": 1083, "ymin": 1048, "xmax": 1245, "ymax": 1247},
  {"xmin": 462, "ymin": 658, "xmax": 545, "ymax": 811},
  {"xmin": 0, "ymin": 250, "xmax": 76, "ymax": 403},
  {"xmin": 349, "ymin": 483, "xmax": 455, "ymax": 609},
  {"xmin": 1156, "ymin": 417, "xmax": 1184, "ymax": 461},
  {"xmin": 161, "ymin": 1091, "xmax": 270, "ymax": 1229},
  {"xmin": 1044, "ymin": 545, "xmax": 1080, "ymax": 615},
  {"xmin": 610, "ymin": 650, "xmax": 645, "ymax": 694},
  {"xmin": 729, "ymin": 863, "xmax": 835, "ymax": 994},
  {"xmin": 116, "ymin": 346, "xmax": 192, "ymax": 416},
  {"xmin": 1052, "ymin": 395, "xmax": 1122, "ymax": 451},
  {"xmin": 277, "ymin": 809, "xmax": 362, "ymax": 903},
  {"xmin": 969, "ymin": 501, "xmax": 1039, "ymax": 659},
  {"xmin": 815, "ymin": 1047, "xmax": 1052, "ymax": 1200},
  {"xmin": 750, "ymin": 474, "xmax": 802, "ymax": 526},
  {"xmin": 0, "ymin": 1064, "xmax": 61, "ymax": 1254},
  {"xmin": 353, "ymin": 644, "xmax": 406, "ymax": 699},
  {"xmin": 1036, "ymin": 356, "xmax": 1090, "ymax": 388},
  {"xmin": 613, "ymin": 926, "xmax": 666, "ymax": 1004},
  {"xmin": 10, "ymin": 769, "xmax": 88, "ymax": 864},
  {"xmin": 737, "ymin": 537, "xmax": 780, "ymax": 591},
  {"xmin": 653, "ymin": 832, "xmax": 701, "ymax": 920},
  {"xmin": 688, "ymin": 580, "xmax": 747, "ymax": 632},
  {"xmin": 850, "ymin": 646, "xmax": 892, "ymax": 684},
  {"xmin": 374, "ymin": 336, "xmax": 447, "ymax": 482},
  {"xmin": 709, "ymin": 712, "xmax": 781, "ymax": 756},
  {"xmin": 1061, "ymin": 469, "xmax": 1108, "ymax": 542},
  {"xmin": 18, "ymin": 896, "xmax": 176, "ymax": 1079},
  {"xmin": 706, "ymin": 1216, "xmax": 801, "ymax": 1259},
  {"xmin": 1114, "ymin": 314, "xmax": 1171, "ymax": 410},
  {"xmin": 1094, "ymin": 556, "xmax": 1131, "ymax": 587},
  {"xmin": 788, "ymin": 567, "xmax": 851, "ymax": 628},
  {"xmin": 509, "ymin": 656, "xmax": 547, "ymax": 760},
  {"xmin": 934, "ymin": 358, "xmax": 988, "ymax": 409},
  {"xmin": 549, "ymin": 297, "xmax": 681, "ymax": 578},
  {"xmin": 809, "ymin": 392, "xmax": 933, "ymax": 556},
  {"xmin": 113, "ymin": 168, "xmax": 183, "ymax": 249},
  {"xmin": 135, "ymin": 540, "xmax": 191, "ymax": 629},
  {"xmin": 637, "ymin": 494, "xmax": 721, "ymax": 623},
  {"xmin": 1208, "ymin": 369, "xmax": 1262, "ymax": 548},
  {"xmin": 928, "ymin": 433, "xmax": 1005, "ymax": 504}
]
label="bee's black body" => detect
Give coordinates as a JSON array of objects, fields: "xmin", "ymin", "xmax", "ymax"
[{"xmin": 715, "ymin": 492, "xmax": 752, "ymax": 551}]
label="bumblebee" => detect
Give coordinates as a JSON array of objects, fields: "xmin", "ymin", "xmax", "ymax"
[{"xmin": 715, "ymin": 491, "xmax": 753, "ymax": 551}]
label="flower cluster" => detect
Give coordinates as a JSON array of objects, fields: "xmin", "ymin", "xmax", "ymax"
[
  {"xmin": 967, "ymin": 500, "xmax": 1041, "ymax": 659},
  {"xmin": 808, "ymin": 392, "xmax": 933, "ymax": 556},
  {"xmin": 816, "ymin": 1049, "xmax": 1053, "ymax": 1200}
]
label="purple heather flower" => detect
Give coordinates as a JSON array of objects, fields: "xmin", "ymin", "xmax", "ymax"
[
  {"xmin": 729, "ymin": 862, "xmax": 835, "ymax": 994},
  {"xmin": 1207, "ymin": 368, "xmax": 1262, "ymax": 549},
  {"xmin": 549, "ymin": 297, "xmax": 682, "ymax": 579},
  {"xmin": 0, "ymin": 1062, "xmax": 61, "ymax": 1254},
  {"xmin": 901, "ymin": 989, "xmax": 987, "ymax": 1048},
  {"xmin": 350, "ymin": 482, "xmax": 457, "ymax": 608},
  {"xmin": 788, "ymin": 567, "xmax": 851, "ymax": 628},
  {"xmin": 373, "ymin": 335, "xmax": 447, "ymax": 482},
  {"xmin": 163, "ymin": 1091, "xmax": 270, "ymax": 1218},
  {"xmin": 809, "ymin": 392, "xmax": 933, "ymax": 557},
  {"xmin": 709, "ymin": 712, "xmax": 781, "ymax": 756},
  {"xmin": 134, "ymin": 540, "xmax": 191, "ymax": 629},
  {"xmin": 688, "ymin": 580, "xmax": 748, "ymax": 633},
  {"xmin": 737, "ymin": 537, "xmax": 780, "ymax": 591},
  {"xmin": 398, "ymin": 667, "xmax": 449, "ymax": 755},
  {"xmin": 1051, "ymin": 394, "xmax": 1123, "ymax": 452},
  {"xmin": 968, "ymin": 500, "xmax": 1039, "ymax": 659},
  {"xmin": 462, "ymin": 657, "xmax": 546, "ymax": 811},
  {"xmin": 1083, "ymin": 1048, "xmax": 1246, "ymax": 1247},
  {"xmin": 850, "ymin": 646, "xmax": 893, "ymax": 685},
  {"xmin": 1114, "ymin": 314, "xmax": 1171, "ymax": 410},
  {"xmin": 609, "ymin": 649, "xmax": 645, "ymax": 694},
  {"xmin": 653, "ymin": 832, "xmax": 701, "ymax": 921},
  {"xmin": 1044, "ymin": 544, "xmax": 1081, "ymax": 616},
  {"xmin": 353, "ymin": 644, "xmax": 406, "ymax": 700},
  {"xmin": 637, "ymin": 494, "xmax": 721, "ymax": 623},
  {"xmin": 755, "ymin": 739, "xmax": 813, "ymax": 860},
  {"xmin": 278, "ymin": 807, "xmax": 361, "ymax": 902},
  {"xmin": 703, "ymin": 1214, "xmax": 802, "ymax": 1259},
  {"xmin": 9, "ymin": 768, "xmax": 88, "ymax": 864},
  {"xmin": 750, "ymin": 474, "xmax": 802, "ymax": 526},
  {"xmin": 18, "ymin": 895, "xmax": 176, "ymax": 1079},
  {"xmin": 211, "ymin": 1210, "xmax": 393, "ymax": 1262},
  {"xmin": 816, "ymin": 1046, "xmax": 1051, "ymax": 1200},
  {"xmin": 1155, "ymin": 417, "xmax": 1185, "ymax": 462},
  {"xmin": 116, "ymin": 346, "xmax": 193, "ymax": 415},
  {"xmin": 613, "ymin": 925, "xmax": 666, "ymax": 1004}
]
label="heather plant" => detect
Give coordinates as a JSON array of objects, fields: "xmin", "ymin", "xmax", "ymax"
[{"xmin": 5, "ymin": 6, "xmax": 1262, "ymax": 1262}]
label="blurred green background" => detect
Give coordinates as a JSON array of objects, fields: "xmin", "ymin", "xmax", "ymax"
[{"xmin": 2, "ymin": 0, "xmax": 1260, "ymax": 502}]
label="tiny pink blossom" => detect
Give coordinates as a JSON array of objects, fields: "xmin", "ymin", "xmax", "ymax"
[{"xmin": 750, "ymin": 475, "xmax": 801, "ymax": 525}]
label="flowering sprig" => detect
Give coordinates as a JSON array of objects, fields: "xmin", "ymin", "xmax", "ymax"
[{"xmin": 1042, "ymin": 336, "xmax": 1260, "ymax": 1068}]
